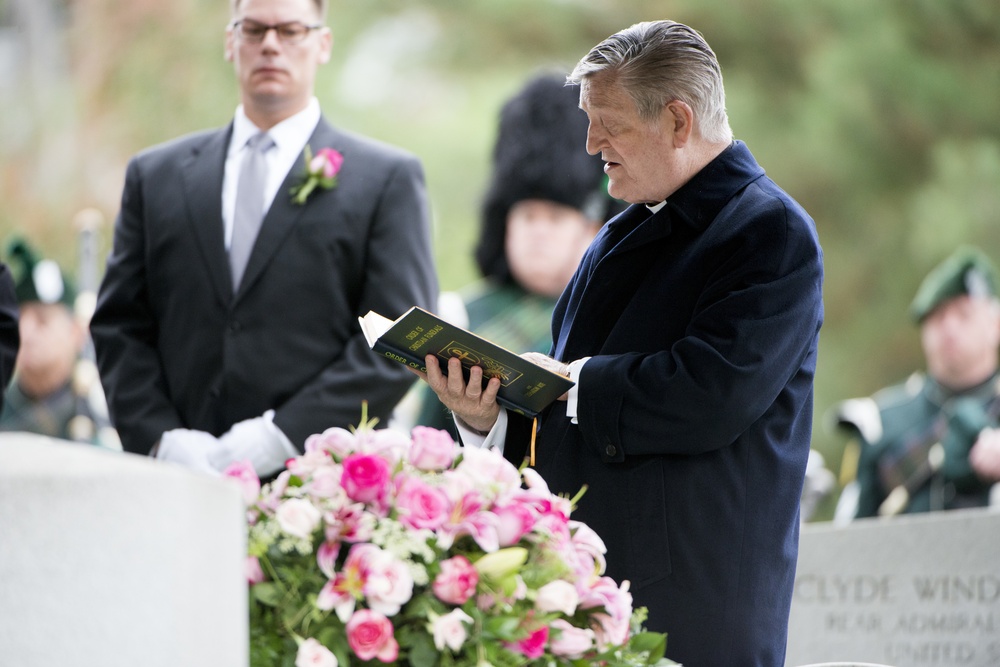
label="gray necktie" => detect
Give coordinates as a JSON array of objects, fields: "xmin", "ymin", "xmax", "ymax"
[{"xmin": 230, "ymin": 132, "xmax": 275, "ymax": 289}]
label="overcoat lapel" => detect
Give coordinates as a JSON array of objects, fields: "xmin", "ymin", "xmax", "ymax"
[
  {"xmin": 234, "ymin": 118, "xmax": 338, "ymax": 303},
  {"xmin": 555, "ymin": 205, "xmax": 673, "ymax": 360}
]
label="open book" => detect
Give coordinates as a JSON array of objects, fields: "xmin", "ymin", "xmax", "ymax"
[{"xmin": 359, "ymin": 306, "xmax": 574, "ymax": 417}]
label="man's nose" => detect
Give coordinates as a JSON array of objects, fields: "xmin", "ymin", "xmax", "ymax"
[
  {"xmin": 259, "ymin": 27, "xmax": 283, "ymax": 50},
  {"xmin": 585, "ymin": 125, "xmax": 604, "ymax": 156}
]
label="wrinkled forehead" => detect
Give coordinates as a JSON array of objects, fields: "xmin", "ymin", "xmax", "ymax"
[{"xmin": 580, "ymin": 75, "xmax": 624, "ymax": 111}]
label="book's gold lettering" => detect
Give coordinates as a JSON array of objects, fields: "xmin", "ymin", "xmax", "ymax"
[
  {"xmin": 408, "ymin": 325, "xmax": 445, "ymax": 351},
  {"xmin": 405, "ymin": 326, "xmax": 424, "ymax": 341}
]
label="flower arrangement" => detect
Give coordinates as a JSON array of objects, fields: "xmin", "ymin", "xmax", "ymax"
[
  {"xmin": 290, "ymin": 145, "xmax": 343, "ymax": 205},
  {"xmin": 228, "ymin": 414, "xmax": 672, "ymax": 667}
]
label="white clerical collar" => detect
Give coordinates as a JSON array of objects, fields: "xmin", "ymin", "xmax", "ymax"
[{"xmin": 646, "ymin": 200, "xmax": 668, "ymax": 214}]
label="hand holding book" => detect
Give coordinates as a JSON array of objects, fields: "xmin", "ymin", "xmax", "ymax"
[
  {"xmin": 424, "ymin": 354, "xmax": 503, "ymax": 435},
  {"xmin": 359, "ymin": 307, "xmax": 574, "ymax": 417},
  {"xmin": 518, "ymin": 352, "xmax": 571, "ymax": 398}
]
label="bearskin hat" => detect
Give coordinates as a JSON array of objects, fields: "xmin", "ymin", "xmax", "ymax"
[{"xmin": 475, "ymin": 72, "xmax": 626, "ymax": 282}]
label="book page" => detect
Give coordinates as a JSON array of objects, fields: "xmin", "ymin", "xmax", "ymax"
[{"xmin": 358, "ymin": 310, "xmax": 395, "ymax": 348}]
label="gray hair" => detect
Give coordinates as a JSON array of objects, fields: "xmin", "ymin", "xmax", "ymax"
[{"xmin": 569, "ymin": 20, "xmax": 733, "ymax": 144}]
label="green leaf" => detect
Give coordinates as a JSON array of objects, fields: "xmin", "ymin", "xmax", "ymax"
[
  {"xmin": 406, "ymin": 632, "xmax": 441, "ymax": 667},
  {"xmin": 628, "ymin": 631, "xmax": 666, "ymax": 654},
  {"xmin": 252, "ymin": 582, "xmax": 284, "ymax": 607}
]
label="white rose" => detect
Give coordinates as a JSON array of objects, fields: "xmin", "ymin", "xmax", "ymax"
[
  {"xmin": 431, "ymin": 608, "xmax": 473, "ymax": 652},
  {"xmin": 296, "ymin": 637, "xmax": 338, "ymax": 667},
  {"xmin": 276, "ymin": 497, "xmax": 322, "ymax": 539},
  {"xmin": 535, "ymin": 579, "xmax": 579, "ymax": 616}
]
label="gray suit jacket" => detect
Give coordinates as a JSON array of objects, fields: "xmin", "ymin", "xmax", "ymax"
[{"xmin": 91, "ymin": 117, "xmax": 437, "ymax": 454}]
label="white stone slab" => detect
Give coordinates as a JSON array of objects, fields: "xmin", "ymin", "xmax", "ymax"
[
  {"xmin": 787, "ymin": 509, "xmax": 1000, "ymax": 667},
  {"xmin": 0, "ymin": 433, "xmax": 247, "ymax": 667}
]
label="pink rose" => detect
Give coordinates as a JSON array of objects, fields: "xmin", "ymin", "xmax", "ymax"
[
  {"xmin": 432, "ymin": 555, "xmax": 479, "ymax": 605},
  {"xmin": 361, "ymin": 428, "xmax": 411, "ymax": 464},
  {"xmin": 549, "ymin": 619, "xmax": 595, "ymax": 659},
  {"xmin": 395, "ymin": 476, "xmax": 449, "ymax": 531},
  {"xmin": 296, "ymin": 637, "xmax": 338, "ymax": 667},
  {"xmin": 222, "ymin": 459, "xmax": 260, "ymax": 505},
  {"xmin": 509, "ymin": 625, "xmax": 548, "ymax": 659},
  {"xmin": 305, "ymin": 427, "xmax": 356, "ymax": 459},
  {"xmin": 313, "ymin": 147, "xmax": 344, "ymax": 179},
  {"xmin": 246, "ymin": 556, "xmax": 265, "ymax": 585},
  {"xmin": 341, "ymin": 453, "xmax": 391, "ymax": 505},
  {"xmin": 408, "ymin": 426, "xmax": 456, "ymax": 470},
  {"xmin": 346, "ymin": 609, "xmax": 398, "ymax": 663}
]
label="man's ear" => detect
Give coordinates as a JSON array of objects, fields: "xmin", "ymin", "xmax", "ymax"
[
  {"xmin": 317, "ymin": 27, "xmax": 333, "ymax": 65},
  {"xmin": 224, "ymin": 28, "xmax": 235, "ymax": 62},
  {"xmin": 665, "ymin": 100, "xmax": 694, "ymax": 147}
]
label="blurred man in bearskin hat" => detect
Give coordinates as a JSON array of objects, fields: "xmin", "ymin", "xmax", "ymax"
[
  {"xmin": 833, "ymin": 246, "xmax": 1000, "ymax": 519},
  {"xmin": 0, "ymin": 238, "xmax": 118, "ymax": 449},
  {"xmin": 412, "ymin": 72, "xmax": 627, "ymax": 437}
]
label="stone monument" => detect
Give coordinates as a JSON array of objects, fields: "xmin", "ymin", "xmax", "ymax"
[
  {"xmin": 0, "ymin": 433, "xmax": 248, "ymax": 667},
  {"xmin": 788, "ymin": 508, "xmax": 1000, "ymax": 667}
]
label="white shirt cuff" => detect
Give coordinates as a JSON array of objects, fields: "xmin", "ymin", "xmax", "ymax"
[
  {"xmin": 565, "ymin": 357, "xmax": 590, "ymax": 424},
  {"xmin": 454, "ymin": 408, "xmax": 508, "ymax": 455}
]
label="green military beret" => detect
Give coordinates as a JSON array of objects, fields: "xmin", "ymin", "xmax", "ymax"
[
  {"xmin": 5, "ymin": 237, "xmax": 76, "ymax": 307},
  {"xmin": 910, "ymin": 246, "xmax": 998, "ymax": 323}
]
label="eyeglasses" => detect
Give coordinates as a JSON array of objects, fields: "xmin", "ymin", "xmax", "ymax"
[{"xmin": 230, "ymin": 19, "xmax": 322, "ymax": 44}]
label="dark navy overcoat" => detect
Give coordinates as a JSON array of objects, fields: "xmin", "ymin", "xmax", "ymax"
[{"xmin": 504, "ymin": 141, "xmax": 824, "ymax": 666}]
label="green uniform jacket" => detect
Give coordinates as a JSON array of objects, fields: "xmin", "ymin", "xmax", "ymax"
[
  {"xmin": 851, "ymin": 371, "xmax": 999, "ymax": 517},
  {"xmin": 0, "ymin": 378, "xmax": 116, "ymax": 448}
]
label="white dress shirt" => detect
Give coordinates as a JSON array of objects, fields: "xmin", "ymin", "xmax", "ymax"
[{"xmin": 222, "ymin": 97, "xmax": 322, "ymax": 250}]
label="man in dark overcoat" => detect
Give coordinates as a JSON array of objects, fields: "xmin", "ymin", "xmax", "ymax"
[{"xmin": 421, "ymin": 20, "xmax": 824, "ymax": 666}]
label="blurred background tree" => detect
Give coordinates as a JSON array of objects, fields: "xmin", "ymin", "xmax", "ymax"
[{"xmin": 2, "ymin": 0, "xmax": 998, "ymax": 519}]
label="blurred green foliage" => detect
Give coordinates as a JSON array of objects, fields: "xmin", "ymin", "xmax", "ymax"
[{"xmin": 3, "ymin": 0, "xmax": 999, "ymax": 520}]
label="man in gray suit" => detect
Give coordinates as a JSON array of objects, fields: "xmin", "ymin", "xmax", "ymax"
[{"xmin": 91, "ymin": 0, "xmax": 437, "ymax": 477}]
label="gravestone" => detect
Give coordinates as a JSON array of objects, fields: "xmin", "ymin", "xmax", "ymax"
[
  {"xmin": 0, "ymin": 433, "xmax": 248, "ymax": 667},
  {"xmin": 787, "ymin": 508, "xmax": 1000, "ymax": 667}
]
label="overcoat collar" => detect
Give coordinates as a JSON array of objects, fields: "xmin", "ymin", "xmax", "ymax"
[
  {"xmin": 554, "ymin": 141, "xmax": 766, "ymax": 361},
  {"xmin": 599, "ymin": 141, "xmax": 764, "ymax": 259},
  {"xmin": 664, "ymin": 140, "xmax": 764, "ymax": 234}
]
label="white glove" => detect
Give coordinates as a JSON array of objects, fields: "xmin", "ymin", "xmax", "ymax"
[
  {"xmin": 157, "ymin": 429, "xmax": 224, "ymax": 475},
  {"xmin": 207, "ymin": 411, "xmax": 299, "ymax": 478}
]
